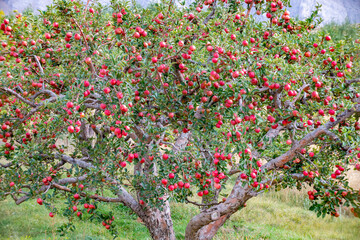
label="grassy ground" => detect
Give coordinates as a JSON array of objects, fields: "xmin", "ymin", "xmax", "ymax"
[{"xmin": 1, "ymin": 188, "xmax": 359, "ymax": 240}]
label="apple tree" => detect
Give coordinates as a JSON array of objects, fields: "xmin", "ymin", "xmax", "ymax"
[{"xmin": 0, "ymin": 0, "xmax": 359, "ymax": 239}]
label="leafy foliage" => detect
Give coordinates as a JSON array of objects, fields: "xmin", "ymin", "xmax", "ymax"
[{"xmin": 0, "ymin": 0, "xmax": 359, "ymax": 238}]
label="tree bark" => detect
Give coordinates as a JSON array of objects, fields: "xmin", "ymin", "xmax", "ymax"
[
  {"xmin": 196, "ymin": 214, "xmax": 231, "ymax": 240},
  {"xmin": 185, "ymin": 178, "xmax": 255, "ymax": 240},
  {"xmin": 142, "ymin": 200, "xmax": 176, "ymax": 240}
]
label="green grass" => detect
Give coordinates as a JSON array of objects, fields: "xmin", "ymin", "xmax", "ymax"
[
  {"xmin": 1, "ymin": 189, "xmax": 359, "ymax": 240},
  {"xmin": 216, "ymin": 192, "xmax": 359, "ymax": 240}
]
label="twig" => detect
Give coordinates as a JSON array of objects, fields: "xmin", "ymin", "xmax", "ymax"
[
  {"xmin": 203, "ymin": 0, "xmax": 217, "ymax": 25},
  {"xmin": 245, "ymin": 1, "xmax": 254, "ymax": 19},
  {"xmin": 186, "ymin": 198, "xmax": 221, "ymax": 207},
  {"xmin": 31, "ymin": 55, "xmax": 45, "ymax": 89}
]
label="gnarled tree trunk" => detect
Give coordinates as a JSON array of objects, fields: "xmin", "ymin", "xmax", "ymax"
[
  {"xmin": 195, "ymin": 214, "xmax": 231, "ymax": 240},
  {"xmin": 184, "ymin": 180, "xmax": 255, "ymax": 240},
  {"xmin": 142, "ymin": 200, "xmax": 176, "ymax": 240}
]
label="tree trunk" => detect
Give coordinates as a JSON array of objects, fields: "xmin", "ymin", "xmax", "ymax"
[
  {"xmin": 185, "ymin": 181, "xmax": 255, "ymax": 240},
  {"xmin": 142, "ymin": 200, "xmax": 176, "ymax": 240},
  {"xmin": 196, "ymin": 214, "xmax": 231, "ymax": 240}
]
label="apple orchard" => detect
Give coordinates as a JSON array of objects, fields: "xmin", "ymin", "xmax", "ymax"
[{"xmin": 0, "ymin": 0, "xmax": 359, "ymax": 239}]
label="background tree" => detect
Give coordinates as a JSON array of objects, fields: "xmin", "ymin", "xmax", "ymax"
[{"xmin": 0, "ymin": 0, "xmax": 359, "ymax": 239}]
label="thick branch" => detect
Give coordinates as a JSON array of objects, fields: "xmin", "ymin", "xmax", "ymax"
[
  {"xmin": 185, "ymin": 104, "xmax": 360, "ymax": 238},
  {"xmin": 262, "ymin": 104, "xmax": 360, "ymax": 171},
  {"xmin": 29, "ymin": 89, "xmax": 58, "ymax": 101},
  {"xmin": 55, "ymin": 154, "xmax": 93, "ymax": 169},
  {"xmin": 185, "ymin": 179, "xmax": 255, "ymax": 240},
  {"xmin": 52, "ymin": 182, "xmax": 123, "ymax": 203},
  {"xmin": 53, "ymin": 153, "xmax": 143, "ymax": 216},
  {"xmin": 0, "ymin": 87, "xmax": 37, "ymax": 107}
]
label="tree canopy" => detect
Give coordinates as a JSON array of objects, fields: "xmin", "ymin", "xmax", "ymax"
[{"xmin": 0, "ymin": 0, "xmax": 359, "ymax": 239}]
